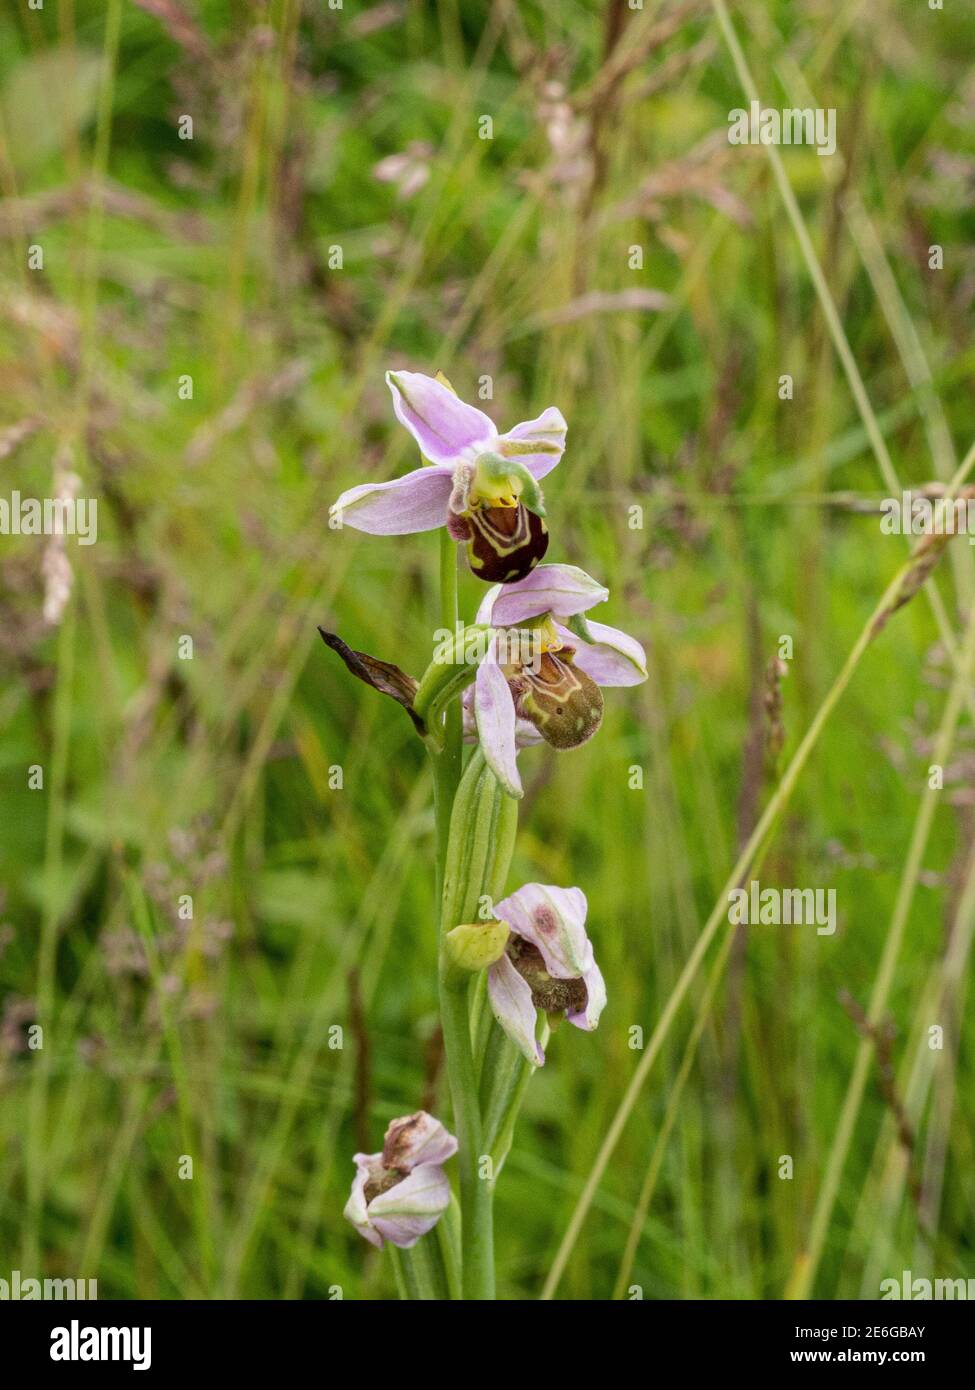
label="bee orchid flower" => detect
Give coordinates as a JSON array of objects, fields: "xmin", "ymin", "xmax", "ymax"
[
  {"xmin": 485, "ymin": 883, "xmax": 605, "ymax": 1066},
  {"xmin": 330, "ymin": 371, "xmax": 567, "ymax": 583},
  {"xmin": 343, "ymin": 1110, "xmax": 458, "ymax": 1250},
  {"xmin": 471, "ymin": 564, "xmax": 648, "ymax": 797}
]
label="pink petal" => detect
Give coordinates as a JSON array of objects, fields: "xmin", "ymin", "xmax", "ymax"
[
  {"xmin": 386, "ymin": 370, "xmax": 497, "ymax": 465},
  {"xmin": 382, "ymin": 1111, "xmax": 458, "ymax": 1169},
  {"xmin": 495, "ymin": 883, "xmax": 592, "ymax": 979},
  {"xmin": 474, "ymin": 640, "xmax": 523, "ymax": 798},
  {"xmin": 488, "ymin": 954, "xmax": 545, "ymax": 1065},
  {"xmin": 554, "ymin": 620, "xmax": 647, "ymax": 686},
  {"xmin": 331, "ymin": 463, "xmax": 454, "ymax": 534},
  {"xmin": 343, "ymin": 1151, "xmax": 386, "ymax": 1248},
  {"xmin": 497, "ymin": 407, "xmax": 568, "ymax": 480},
  {"xmin": 489, "ymin": 564, "xmax": 609, "ymax": 626},
  {"xmin": 567, "ymin": 957, "xmax": 607, "ymax": 1032},
  {"xmin": 369, "ymin": 1163, "xmax": 452, "ymax": 1249}
]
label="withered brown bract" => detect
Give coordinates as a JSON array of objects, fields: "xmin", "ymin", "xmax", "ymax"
[{"xmin": 317, "ymin": 627, "xmax": 425, "ymax": 734}]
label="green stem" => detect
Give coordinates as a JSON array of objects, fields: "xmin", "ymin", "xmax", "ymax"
[
  {"xmin": 430, "ymin": 532, "xmax": 497, "ymax": 1299},
  {"xmin": 432, "ymin": 533, "xmax": 463, "ymax": 897},
  {"xmin": 440, "ymin": 975, "xmax": 494, "ymax": 1298},
  {"xmin": 435, "ymin": 752, "xmax": 516, "ymax": 1297},
  {"xmin": 439, "ymin": 532, "xmax": 463, "ymax": 791}
]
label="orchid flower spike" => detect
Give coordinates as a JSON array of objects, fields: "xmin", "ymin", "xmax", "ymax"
[
  {"xmin": 343, "ymin": 1111, "xmax": 457, "ymax": 1250},
  {"xmin": 484, "ymin": 884, "xmax": 605, "ymax": 1066},
  {"xmin": 471, "ymin": 564, "xmax": 648, "ymax": 797},
  {"xmin": 331, "ymin": 370, "xmax": 567, "ymax": 584}
]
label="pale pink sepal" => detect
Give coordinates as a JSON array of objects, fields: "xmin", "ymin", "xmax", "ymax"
[
  {"xmin": 330, "ymin": 462, "xmax": 454, "ymax": 534},
  {"xmin": 474, "ymin": 636, "xmax": 524, "ymax": 798},
  {"xmin": 386, "ymin": 370, "xmax": 496, "ymax": 465},
  {"xmin": 495, "ymin": 883, "xmax": 592, "ymax": 979},
  {"xmin": 487, "ymin": 564, "xmax": 609, "ymax": 626},
  {"xmin": 487, "ymin": 952, "xmax": 545, "ymax": 1066},
  {"xmin": 555, "ymin": 619, "xmax": 648, "ymax": 686}
]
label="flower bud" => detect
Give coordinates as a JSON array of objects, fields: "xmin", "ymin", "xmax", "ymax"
[
  {"xmin": 343, "ymin": 1111, "xmax": 457, "ymax": 1250},
  {"xmin": 445, "ymin": 919, "xmax": 510, "ymax": 972}
]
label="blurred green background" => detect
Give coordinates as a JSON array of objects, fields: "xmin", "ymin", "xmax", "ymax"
[{"xmin": 1, "ymin": 0, "xmax": 974, "ymax": 1299}]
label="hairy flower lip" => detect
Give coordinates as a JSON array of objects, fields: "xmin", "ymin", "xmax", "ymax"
[
  {"xmin": 510, "ymin": 648, "xmax": 604, "ymax": 752},
  {"xmin": 509, "ymin": 939, "xmax": 589, "ymax": 1014}
]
